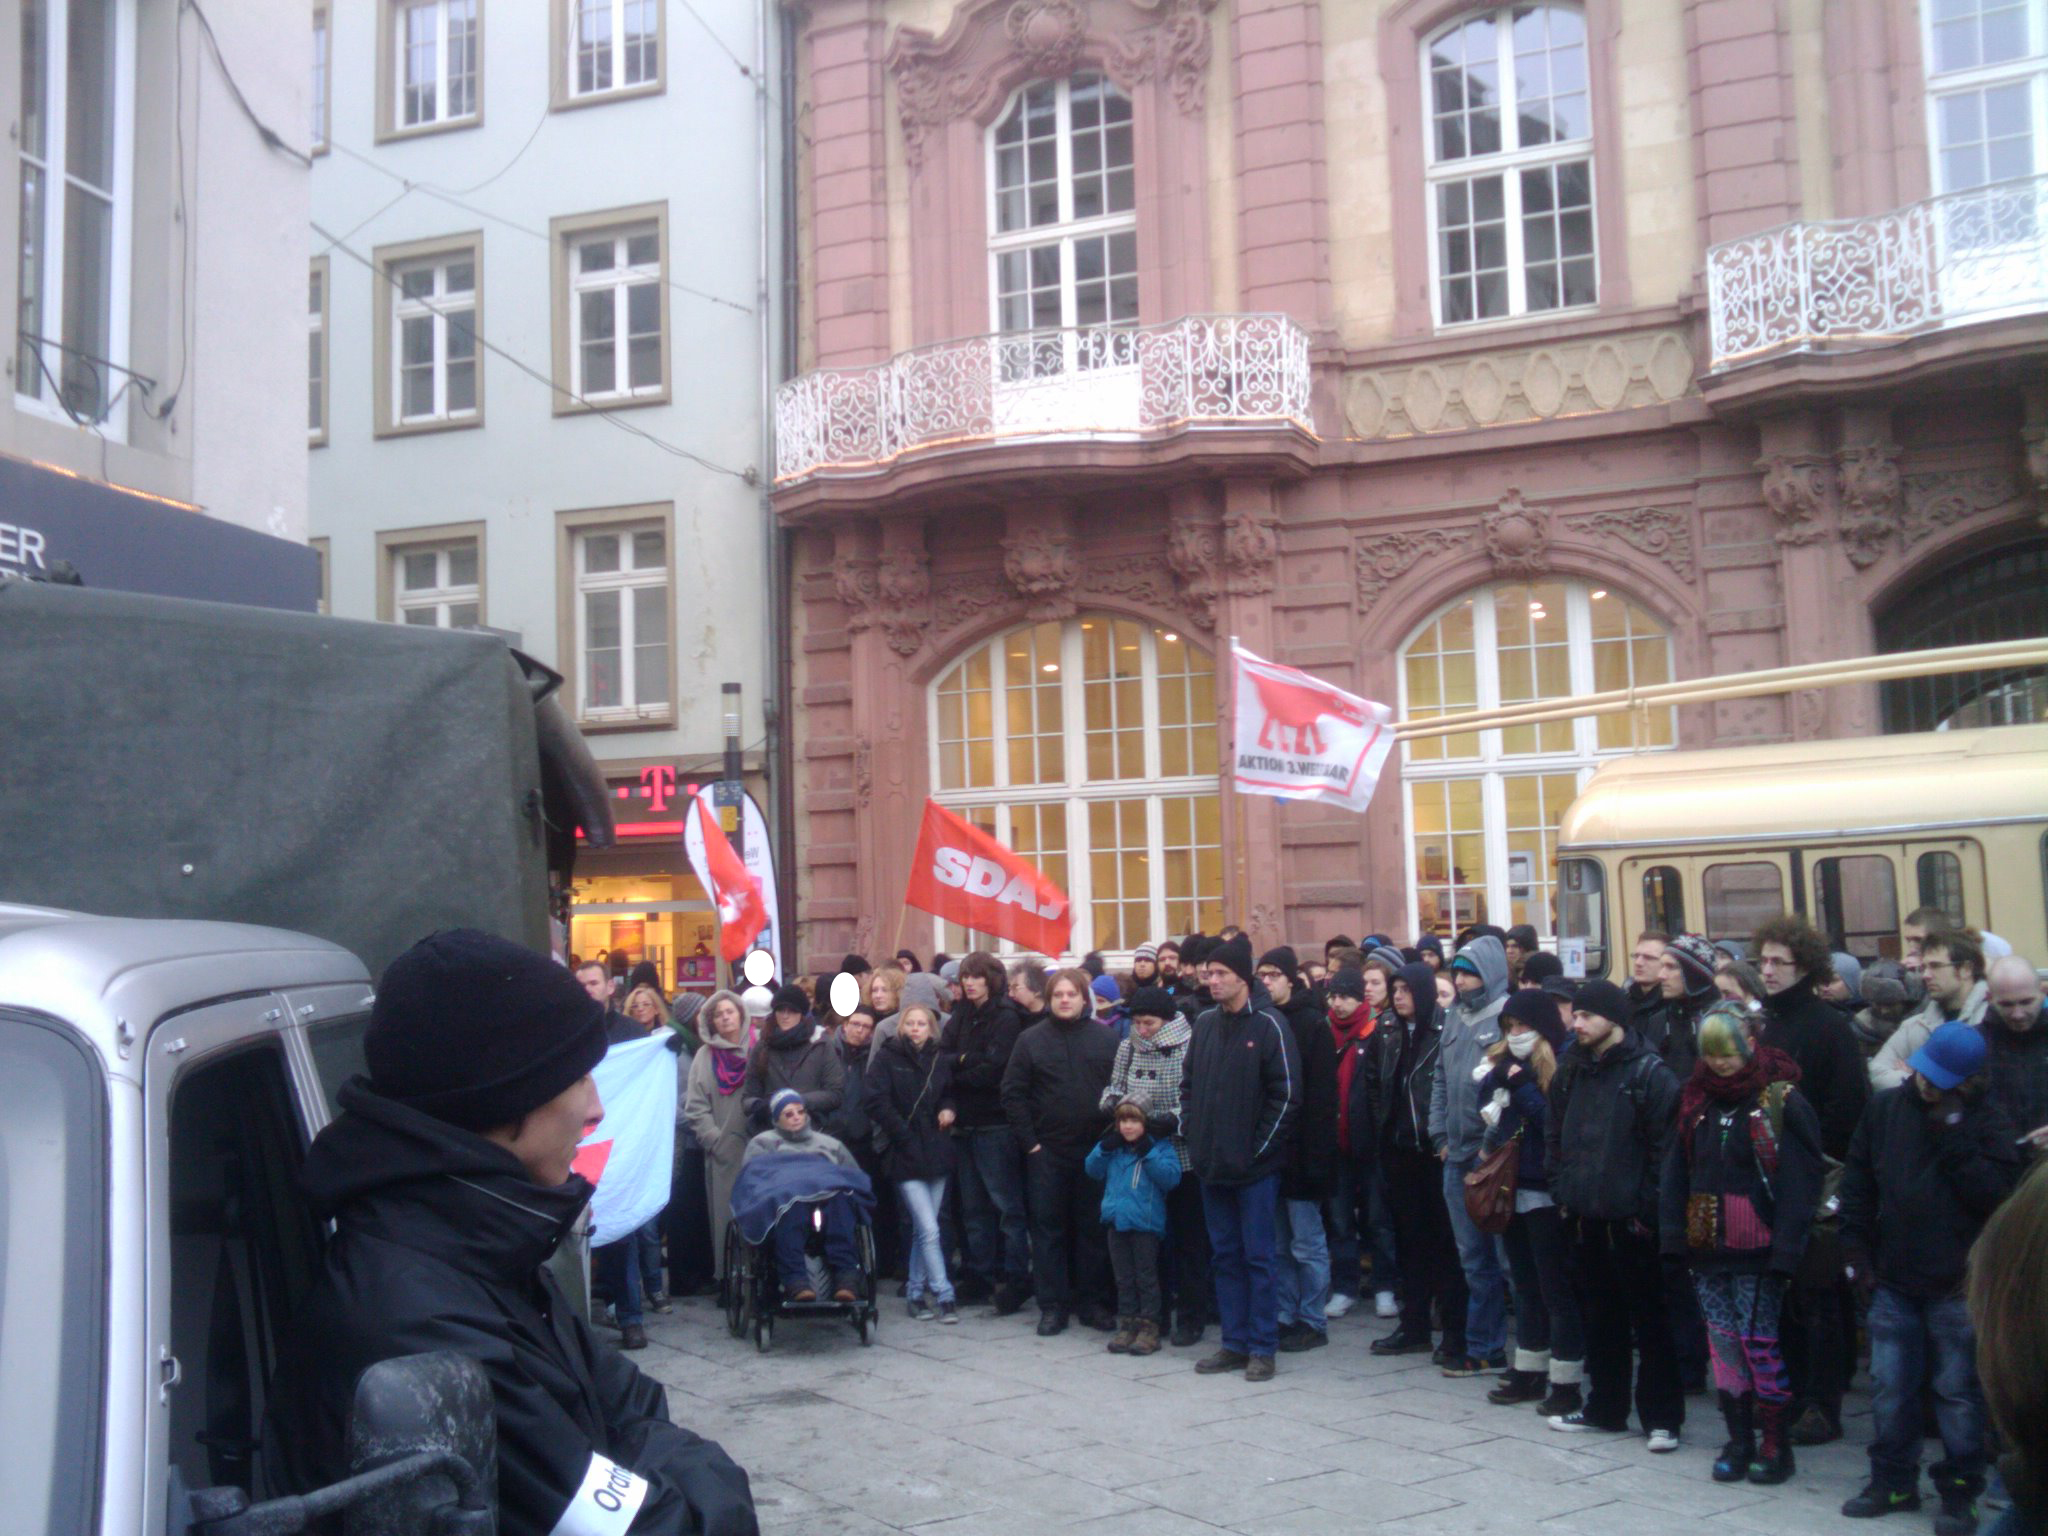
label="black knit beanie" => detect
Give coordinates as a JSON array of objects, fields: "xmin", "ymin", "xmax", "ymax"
[
  {"xmin": 771, "ymin": 983, "xmax": 812, "ymax": 1015},
  {"xmin": 1213, "ymin": 935, "xmax": 1255, "ymax": 986},
  {"xmin": 1501, "ymin": 987, "xmax": 1569, "ymax": 1054},
  {"xmin": 1258, "ymin": 946, "xmax": 1300, "ymax": 984},
  {"xmin": 1521, "ymin": 951, "xmax": 1564, "ymax": 985},
  {"xmin": 1327, "ymin": 967, "xmax": 1367, "ymax": 1001},
  {"xmin": 1572, "ymin": 978, "xmax": 1632, "ymax": 1026},
  {"xmin": 1129, "ymin": 986, "xmax": 1177, "ymax": 1020},
  {"xmin": 365, "ymin": 929, "xmax": 609, "ymax": 1132}
]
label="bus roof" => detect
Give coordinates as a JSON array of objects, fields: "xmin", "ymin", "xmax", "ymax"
[{"xmin": 1557, "ymin": 724, "xmax": 2048, "ymax": 850}]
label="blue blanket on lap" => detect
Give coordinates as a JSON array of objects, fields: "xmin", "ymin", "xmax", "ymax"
[{"xmin": 729, "ymin": 1155, "xmax": 875, "ymax": 1246}]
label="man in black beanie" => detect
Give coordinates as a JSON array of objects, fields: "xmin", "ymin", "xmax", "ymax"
[{"xmin": 268, "ymin": 929, "xmax": 758, "ymax": 1536}]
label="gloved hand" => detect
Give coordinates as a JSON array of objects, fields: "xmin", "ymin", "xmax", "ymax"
[
  {"xmin": 1843, "ymin": 1253, "xmax": 1877, "ymax": 1306},
  {"xmin": 1098, "ymin": 1126, "xmax": 1124, "ymax": 1154}
]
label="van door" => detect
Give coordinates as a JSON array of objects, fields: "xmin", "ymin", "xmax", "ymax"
[
  {"xmin": 1635, "ymin": 852, "xmax": 1795, "ymax": 950},
  {"xmin": 1904, "ymin": 838, "xmax": 1988, "ymax": 933},
  {"xmin": 1810, "ymin": 849, "xmax": 1907, "ymax": 964}
]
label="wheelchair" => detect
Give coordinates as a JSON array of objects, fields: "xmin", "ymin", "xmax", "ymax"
[{"xmin": 721, "ymin": 1191, "xmax": 880, "ymax": 1353}]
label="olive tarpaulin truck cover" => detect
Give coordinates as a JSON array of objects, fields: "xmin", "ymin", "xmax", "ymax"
[{"xmin": 0, "ymin": 580, "xmax": 606, "ymax": 976}]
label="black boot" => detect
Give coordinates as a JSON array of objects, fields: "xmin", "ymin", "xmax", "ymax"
[
  {"xmin": 1713, "ymin": 1393, "xmax": 1754, "ymax": 1483},
  {"xmin": 1487, "ymin": 1370, "xmax": 1547, "ymax": 1406},
  {"xmin": 1747, "ymin": 1398, "xmax": 1796, "ymax": 1485}
]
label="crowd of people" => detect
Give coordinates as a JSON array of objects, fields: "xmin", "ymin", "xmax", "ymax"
[{"xmin": 579, "ymin": 915, "xmax": 2048, "ymax": 1536}]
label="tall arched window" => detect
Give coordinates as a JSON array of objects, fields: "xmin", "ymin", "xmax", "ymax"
[
  {"xmin": 1400, "ymin": 580, "xmax": 1672, "ymax": 938},
  {"xmin": 988, "ymin": 74, "xmax": 1137, "ymax": 376},
  {"xmin": 930, "ymin": 612, "xmax": 1221, "ymax": 955},
  {"xmin": 1424, "ymin": 4, "xmax": 1594, "ymax": 326}
]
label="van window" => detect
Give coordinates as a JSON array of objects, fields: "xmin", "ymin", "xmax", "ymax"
[
  {"xmin": 1814, "ymin": 855, "xmax": 1901, "ymax": 962},
  {"xmin": 306, "ymin": 1012, "xmax": 370, "ymax": 1119},
  {"xmin": 1703, "ymin": 862, "xmax": 1784, "ymax": 945},
  {"xmin": 1558, "ymin": 857, "xmax": 1608, "ymax": 977},
  {"xmin": 166, "ymin": 1043, "xmax": 323, "ymax": 1500},
  {"xmin": 1916, "ymin": 851, "xmax": 1966, "ymax": 927},
  {"xmin": 1642, "ymin": 866, "xmax": 1684, "ymax": 937}
]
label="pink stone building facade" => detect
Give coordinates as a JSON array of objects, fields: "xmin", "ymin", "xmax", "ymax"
[{"xmin": 773, "ymin": 0, "xmax": 2048, "ymax": 970}]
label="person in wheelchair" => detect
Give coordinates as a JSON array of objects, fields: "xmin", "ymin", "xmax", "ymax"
[{"xmin": 743, "ymin": 1088, "xmax": 864, "ymax": 1302}]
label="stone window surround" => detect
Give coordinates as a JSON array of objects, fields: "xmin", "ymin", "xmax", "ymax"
[
  {"xmin": 549, "ymin": 0, "xmax": 667, "ymax": 111},
  {"xmin": 553, "ymin": 501, "xmax": 678, "ymax": 730},
  {"xmin": 369, "ymin": 230, "xmax": 485, "ymax": 438},
  {"xmin": 375, "ymin": 0, "xmax": 485, "ymax": 145},
  {"xmin": 374, "ymin": 520, "xmax": 486, "ymax": 627},
  {"xmin": 548, "ymin": 202, "xmax": 673, "ymax": 413},
  {"xmin": 308, "ymin": 254, "xmax": 330, "ymax": 447},
  {"xmin": 1379, "ymin": 0, "xmax": 1629, "ymax": 339},
  {"xmin": 887, "ymin": 0, "xmax": 1216, "ymax": 349}
]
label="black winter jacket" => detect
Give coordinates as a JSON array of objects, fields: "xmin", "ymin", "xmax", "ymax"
[
  {"xmin": 1362, "ymin": 965, "xmax": 1442, "ymax": 1156},
  {"xmin": 1545, "ymin": 1031, "xmax": 1680, "ymax": 1224},
  {"xmin": 1840, "ymin": 1082, "xmax": 2022, "ymax": 1296},
  {"xmin": 1985, "ymin": 1011, "xmax": 2048, "ymax": 1160},
  {"xmin": 1657, "ymin": 1074, "xmax": 1823, "ymax": 1276},
  {"xmin": 939, "ymin": 995, "xmax": 1024, "ymax": 1130},
  {"xmin": 1001, "ymin": 1011, "xmax": 1120, "ymax": 1158},
  {"xmin": 1280, "ymin": 993, "xmax": 1339, "ymax": 1202},
  {"xmin": 1331, "ymin": 1007, "xmax": 1382, "ymax": 1161},
  {"xmin": 863, "ymin": 1033, "xmax": 957, "ymax": 1183},
  {"xmin": 1477, "ymin": 1059, "xmax": 1552, "ymax": 1191},
  {"xmin": 822, "ymin": 1033, "xmax": 873, "ymax": 1150},
  {"xmin": 266, "ymin": 1080, "xmax": 756, "ymax": 1536},
  {"xmin": 1182, "ymin": 996, "xmax": 1300, "ymax": 1187},
  {"xmin": 742, "ymin": 1019, "xmax": 845, "ymax": 1130},
  {"xmin": 1760, "ymin": 976, "xmax": 1869, "ymax": 1160}
]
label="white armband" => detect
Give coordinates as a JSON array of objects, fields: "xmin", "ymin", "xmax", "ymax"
[{"xmin": 548, "ymin": 1453, "xmax": 651, "ymax": 1536}]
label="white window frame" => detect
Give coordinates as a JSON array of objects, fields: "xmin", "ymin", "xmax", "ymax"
[
  {"xmin": 1397, "ymin": 581, "xmax": 1674, "ymax": 941},
  {"xmin": 1422, "ymin": 3, "xmax": 1597, "ymax": 330},
  {"xmin": 14, "ymin": 0, "xmax": 138, "ymax": 441},
  {"xmin": 574, "ymin": 522, "xmax": 669, "ymax": 720},
  {"xmin": 985, "ymin": 74, "xmax": 1139, "ymax": 376},
  {"xmin": 393, "ymin": 0, "xmax": 478, "ymax": 132},
  {"xmin": 389, "ymin": 252, "xmax": 477, "ymax": 427},
  {"xmin": 567, "ymin": 225, "xmax": 664, "ymax": 402},
  {"xmin": 565, "ymin": 0, "xmax": 660, "ymax": 101},
  {"xmin": 926, "ymin": 615, "xmax": 1223, "ymax": 957},
  {"xmin": 312, "ymin": 6, "xmax": 331, "ymax": 152},
  {"xmin": 391, "ymin": 540, "xmax": 480, "ymax": 629},
  {"xmin": 1922, "ymin": 0, "xmax": 2046, "ymax": 193},
  {"xmin": 308, "ymin": 258, "xmax": 328, "ymax": 445}
]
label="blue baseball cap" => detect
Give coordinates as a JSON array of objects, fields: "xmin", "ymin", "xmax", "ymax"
[{"xmin": 1907, "ymin": 1020, "xmax": 1988, "ymax": 1092}]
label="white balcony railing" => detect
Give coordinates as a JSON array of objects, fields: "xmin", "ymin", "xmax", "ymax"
[
  {"xmin": 1705, "ymin": 173, "xmax": 2048, "ymax": 370},
  {"xmin": 774, "ymin": 313, "xmax": 1313, "ymax": 483}
]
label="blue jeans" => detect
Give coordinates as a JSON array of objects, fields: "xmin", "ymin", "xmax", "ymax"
[
  {"xmin": 593, "ymin": 1226, "xmax": 645, "ymax": 1327},
  {"xmin": 899, "ymin": 1176, "xmax": 955, "ymax": 1304},
  {"xmin": 636, "ymin": 1215, "xmax": 664, "ymax": 1297},
  {"xmin": 1868, "ymin": 1286, "xmax": 1987, "ymax": 1492},
  {"xmin": 1273, "ymin": 1197, "xmax": 1331, "ymax": 1333},
  {"xmin": 770, "ymin": 1198, "xmax": 861, "ymax": 1294},
  {"xmin": 1441, "ymin": 1154, "xmax": 1509, "ymax": 1358},
  {"xmin": 956, "ymin": 1126, "xmax": 1030, "ymax": 1286},
  {"xmin": 1326, "ymin": 1156, "xmax": 1400, "ymax": 1298},
  {"xmin": 1202, "ymin": 1175, "xmax": 1280, "ymax": 1358}
]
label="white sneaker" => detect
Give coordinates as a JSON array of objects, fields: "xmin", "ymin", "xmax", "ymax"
[
  {"xmin": 1374, "ymin": 1291, "xmax": 1399, "ymax": 1318},
  {"xmin": 1325, "ymin": 1292, "xmax": 1355, "ymax": 1319},
  {"xmin": 1646, "ymin": 1429, "xmax": 1680, "ymax": 1454}
]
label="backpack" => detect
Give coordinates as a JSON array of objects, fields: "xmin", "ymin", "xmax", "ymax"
[{"xmin": 1756, "ymin": 1079, "xmax": 1843, "ymax": 1225}]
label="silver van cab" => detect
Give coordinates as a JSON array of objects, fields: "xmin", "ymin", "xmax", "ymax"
[{"xmin": 2, "ymin": 905, "xmax": 496, "ymax": 1536}]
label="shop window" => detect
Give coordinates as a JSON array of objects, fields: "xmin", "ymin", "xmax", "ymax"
[
  {"xmin": 1642, "ymin": 864, "xmax": 1684, "ymax": 936},
  {"xmin": 930, "ymin": 613, "xmax": 1220, "ymax": 955},
  {"xmin": 1916, "ymin": 849, "xmax": 1967, "ymax": 926},
  {"xmin": 1400, "ymin": 580, "xmax": 1673, "ymax": 940},
  {"xmin": 1814, "ymin": 854, "xmax": 1901, "ymax": 962},
  {"xmin": 1703, "ymin": 861, "xmax": 1784, "ymax": 946}
]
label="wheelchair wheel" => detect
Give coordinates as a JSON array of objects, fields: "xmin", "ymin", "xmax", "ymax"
[
  {"xmin": 722, "ymin": 1229, "xmax": 749, "ymax": 1340},
  {"xmin": 755, "ymin": 1313, "xmax": 773, "ymax": 1354},
  {"xmin": 855, "ymin": 1221, "xmax": 879, "ymax": 1302},
  {"xmin": 857, "ymin": 1311, "xmax": 874, "ymax": 1346}
]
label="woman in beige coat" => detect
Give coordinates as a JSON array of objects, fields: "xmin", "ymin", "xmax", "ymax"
[{"xmin": 683, "ymin": 989, "xmax": 755, "ymax": 1277}]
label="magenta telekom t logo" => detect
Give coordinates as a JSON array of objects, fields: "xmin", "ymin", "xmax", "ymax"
[{"xmin": 640, "ymin": 765, "xmax": 677, "ymax": 813}]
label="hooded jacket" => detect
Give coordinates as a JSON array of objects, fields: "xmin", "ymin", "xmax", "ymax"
[
  {"xmin": 1000, "ymin": 1007, "xmax": 1120, "ymax": 1158},
  {"xmin": 1869, "ymin": 978, "xmax": 1991, "ymax": 1092},
  {"xmin": 1278, "ymin": 988, "xmax": 1339, "ymax": 1203},
  {"xmin": 872, "ymin": 972, "xmax": 951, "ymax": 1059},
  {"xmin": 938, "ymin": 992, "xmax": 1024, "ymax": 1130},
  {"xmin": 1182, "ymin": 990, "xmax": 1300, "ymax": 1187},
  {"xmin": 1100, "ymin": 1011, "xmax": 1196, "ymax": 1169},
  {"xmin": 1759, "ymin": 974, "xmax": 1870, "ymax": 1159},
  {"xmin": 742, "ymin": 1018, "xmax": 845, "ymax": 1130},
  {"xmin": 1085, "ymin": 1128, "xmax": 1183, "ymax": 1234},
  {"xmin": 266, "ymin": 1080, "xmax": 757, "ymax": 1536},
  {"xmin": 1545, "ymin": 1029, "xmax": 1680, "ymax": 1224},
  {"xmin": 1430, "ymin": 937, "xmax": 1508, "ymax": 1163},
  {"xmin": 864, "ymin": 1031, "xmax": 957, "ymax": 1184},
  {"xmin": 1362, "ymin": 963, "xmax": 1442, "ymax": 1156}
]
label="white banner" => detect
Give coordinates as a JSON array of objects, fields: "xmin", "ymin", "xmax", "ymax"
[
  {"xmin": 681, "ymin": 786, "xmax": 783, "ymax": 980},
  {"xmin": 577, "ymin": 1033, "xmax": 678, "ymax": 1244},
  {"xmin": 1231, "ymin": 642, "xmax": 1395, "ymax": 813}
]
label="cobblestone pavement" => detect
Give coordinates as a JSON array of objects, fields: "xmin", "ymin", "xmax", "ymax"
[{"xmin": 637, "ymin": 1288, "xmax": 1902, "ymax": 1536}]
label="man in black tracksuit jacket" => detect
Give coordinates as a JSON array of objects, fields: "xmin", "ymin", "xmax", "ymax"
[
  {"xmin": 268, "ymin": 931, "xmax": 756, "ymax": 1536},
  {"xmin": 1546, "ymin": 979, "xmax": 1683, "ymax": 1441}
]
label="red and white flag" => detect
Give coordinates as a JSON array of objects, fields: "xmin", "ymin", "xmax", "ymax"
[
  {"xmin": 1231, "ymin": 643, "xmax": 1395, "ymax": 813},
  {"xmin": 902, "ymin": 800, "xmax": 1072, "ymax": 956},
  {"xmin": 683, "ymin": 791, "xmax": 769, "ymax": 962}
]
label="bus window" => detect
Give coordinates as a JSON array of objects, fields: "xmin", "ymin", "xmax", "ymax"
[
  {"xmin": 1558, "ymin": 857, "xmax": 1607, "ymax": 977},
  {"xmin": 1642, "ymin": 866, "xmax": 1684, "ymax": 937},
  {"xmin": 1704, "ymin": 862, "xmax": 1784, "ymax": 946},
  {"xmin": 1917, "ymin": 851, "xmax": 1966, "ymax": 927},
  {"xmin": 1814, "ymin": 855, "xmax": 1900, "ymax": 962}
]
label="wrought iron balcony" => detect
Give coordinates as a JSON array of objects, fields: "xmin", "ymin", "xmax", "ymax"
[
  {"xmin": 1705, "ymin": 173, "xmax": 2048, "ymax": 371},
  {"xmin": 774, "ymin": 313, "xmax": 1313, "ymax": 484}
]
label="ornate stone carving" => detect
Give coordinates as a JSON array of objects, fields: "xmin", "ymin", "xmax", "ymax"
[
  {"xmin": 1006, "ymin": 0, "xmax": 1087, "ymax": 77},
  {"xmin": 1897, "ymin": 468, "xmax": 2024, "ymax": 550},
  {"xmin": 1835, "ymin": 440, "xmax": 1903, "ymax": 570},
  {"xmin": 1221, "ymin": 502, "xmax": 1280, "ymax": 597},
  {"xmin": 1167, "ymin": 501, "xmax": 1222, "ymax": 629},
  {"xmin": 932, "ymin": 572, "xmax": 1014, "ymax": 635},
  {"xmin": 1003, "ymin": 523, "xmax": 1080, "ymax": 621},
  {"xmin": 893, "ymin": 59, "xmax": 974, "ymax": 172},
  {"xmin": 1482, "ymin": 489, "xmax": 1551, "ymax": 578},
  {"xmin": 1247, "ymin": 901, "xmax": 1281, "ymax": 947},
  {"xmin": 1340, "ymin": 329, "xmax": 1697, "ymax": 440},
  {"xmin": 1758, "ymin": 454, "xmax": 1833, "ymax": 546},
  {"xmin": 1561, "ymin": 506, "xmax": 1697, "ymax": 585},
  {"xmin": 1107, "ymin": 0, "xmax": 1211, "ymax": 112},
  {"xmin": 831, "ymin": 534, "xmax": 880, "ymax": 632},
  {"xmin": 1354, "ymin": 528, "xmax": 1474, "ymax": 613},
  {"xmin": 852, "ymin": 735, "xmax": 874, "ymax": 808},
  {"xmin": 1080, "ymin": 562, "xmax": 1176, "ymax": 609},
  {"xmin": 875, "ymin": 533, "xmax": 932, "ymax": 656}
]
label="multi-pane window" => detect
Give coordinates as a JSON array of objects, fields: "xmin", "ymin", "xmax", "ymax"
[
  {"xmin": 1425, "ymin": 4, "xmax": 1595, "ymax": 325},
  {"xmin": 570, "ymin": 0, "xmax": 658, "ymax": 98},
  {"xmin": 930, "ymin": 613, "xmax": 1221, "ymax": 956},
  {"xmin": 988, "ymin": 75, "xmax": 1138, "ymax": 376},
  {"xmin": 1401, "ymin": 581, "xmax": 1672, "ymax": 939},
  {"xmin": 16, "ymin": 0, "xmax": 133, "ymax": 432},
  {"xmin": 576, "ymin": 524, "xmax": 669, "ymax": 716},
  {"xmin": 312, "ymin": 7, "xmax": 330, "ymax": 151},
  {"xmin": 393, "ymin": 541, "xmax": 479, "ymax": 628},
  {"xmin": 570, "ymin": 225, "xmax": 663, "ymax": 401},
  {"xmin": 389, "ymin": 251, "xmax": 477, "ymax": 426},
  {"xmin": 1925, "ymin": 0, "xmax": 2044, "ymax": 192},
  {"xmin": 394, "ymin": 0, "xmax": 477, "ymax": 131},
  {"xmin": 308, "ymin": 259, "xmax": 328, "ymax": 444}
]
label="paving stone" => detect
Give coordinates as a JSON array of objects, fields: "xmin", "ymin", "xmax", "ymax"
[
  {"xmin": 1253, "ymin": 1468, "xmax": 1460, "ymax": 1521},
  {"xmin": 1118, "ymin": 1469, "xmax": 1314, "ymax": 1527}
]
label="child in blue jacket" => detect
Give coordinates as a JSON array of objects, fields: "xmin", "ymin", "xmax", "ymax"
[{"xmin": 1085, "ymin": 1089, "xmax": 1183, "ymax": 1355}]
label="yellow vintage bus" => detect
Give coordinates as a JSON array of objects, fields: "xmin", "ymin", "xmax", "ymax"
[{"xmin": 1554, "ymin": 723, "xmax": 2048, "ymax": 981}]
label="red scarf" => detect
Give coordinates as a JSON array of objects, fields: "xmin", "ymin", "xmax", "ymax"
[
  {"xmin": 1331, "ymin": 1005, "xmax": 1377, "ymax": 1155},
  {"xmin": 1678, "ymin": 1044, "xmax": 1801, "ymax": 1146}
]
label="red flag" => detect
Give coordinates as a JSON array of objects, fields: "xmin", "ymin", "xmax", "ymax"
[
  {"xmin": 903, "ymin": 800, "xmax": 1072, "ymax": 956},
  {"xmin": 695, "ymin": 794, "xmax": 768, "ymax": 962}
]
